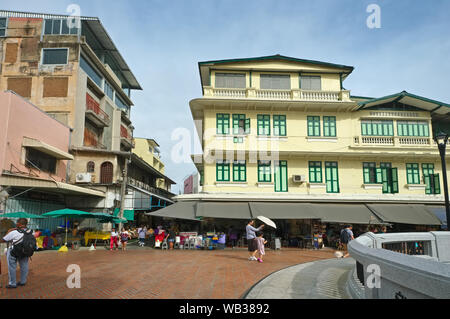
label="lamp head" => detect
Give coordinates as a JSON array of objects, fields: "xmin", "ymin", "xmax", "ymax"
[{"xmin": 434, "ymin": 131, "xmax": 449, "ymax": 146}]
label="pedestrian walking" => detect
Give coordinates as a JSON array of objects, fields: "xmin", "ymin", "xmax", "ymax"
[
  {"xmin": 246, "ymin": 220, "xmax": 264, "ymax": 261},
  {"xmin": 228, "ymin": 226, "xmax": 238, "ymax": 248},
  {"xmin": 0, "ymin": 218, "xmax": 35, "ymax": 288},
  {"xmin": 110, "ymin": 228, "xmax": 119, "ymax": 251},
  {"xmin": 120, "ymin": 228, "xmax": 131, "ymax": 251},
  {"xmin": 137, "ymin": 225, "xmax": 147, "ymax": 247},
  {"xmin": 255, "ymin": 232, "xmax": 267, "ymax": 263},
  {"xmin": 340, "ymin": 225, "xmax": 354, "ymax": 258},
  {"xmin": 165, "ymin": 227, "xmax": 176, "ymax": 249}
]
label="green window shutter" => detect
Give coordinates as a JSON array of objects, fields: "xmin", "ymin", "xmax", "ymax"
[
  {"xmin": 381, "ymin": 167, "xmax": 388, "ymax": 193},
  {"xmin": 233, "ymin": 161, "xmax": 246, "ymax": 182},
  {"xmin": 233, "ymin": 114, "xmax": 239, "ymax": 135},
  {"xmin": 309, "ymin": 161, "xmax": 322, "ymax": 183},
  {"xmin": 376, "ymin": 167, "xmax": 382, "ymax": 184},
  {"xmin": 258, "ymin": 115, "xmax": 270, "ymax": 135},
  {"xmin": 245, "ymin": 118, "xmax": 251, "ymax": 134},
  {"xmin": 363, "ymin": 162, "xmax": 376, "ymax": 184},
  {"xmin": 424, "ymin": 175, "xmax": 431, "ymax": 194},
  {"xmin": 275, "ymin": 161, "xmax": 288, "ymax": 192},
  {"xmin": 361, "ymin": 122, "xmax": 367, "ymax": 135},
  {"xmin": 258, "ymin": 161, "xmax": 271, "ymax": 182},
  {"xmin": 323, "ymin": 116, "xmax": 336, "ymax": 137},
  {"xmin": 325, "ymin": 162, "xmax": 339, "ymax": 193},
  {"xmin": 223, "ymin": 115, "xmax": 229, "ymax": 134},
  {"xmin": 233, "ymin": 114, "xmax": 245, "ymax": 135},
  {"xmin": 217, "ymin": 162, "xmax": 230, "ymax": 182},
  {"xmin": 217, "ymin": 114, "xmax": 230, "ymax": 135},
  {"xmin": 308, "ymin": 116, "xmax": 320, "ymax": 136},
  {"xmin": 391, "ymin": 168, "xmax": 399, "ymax": 193},
  {"xmin": 424, "ymin": 124, "xmax": 429, "ymax": 137},
  {"xmin": 273, "ymin": 115, "xmax": 286, "ymax": 136},
  {"xmin": 273, "ymin": 115, "xmax": 279, "ymax": 136},
  {"xmin": 433, "ymin": 174, "xmax": 441, "ymax": 194}
]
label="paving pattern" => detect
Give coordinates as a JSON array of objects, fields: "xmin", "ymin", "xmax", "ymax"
[
  {"xmin": 244, "ymin": 258, "xmax": 355, "ymax": 299},
  {"xmin": 0, "ymin": 247, "xmax": 335, "ymax": 299}
]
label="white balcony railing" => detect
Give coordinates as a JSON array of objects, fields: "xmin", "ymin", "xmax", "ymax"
[
  {"xmin": 361, "ymin": 136, "xmax": 394, "ymax": 145},
  {"xmin": 255, "ymin": 89, "xmax": 291, "ymax": 100},
  {"xmin": 398, "ymin": 137, "xmax": 431, "ymax": 145},
  {"xmin": 355, "ymin": 136, "xmax": 433, "ymax": 147},
  {"xmin": 211, "ymin": 88, "xmax": 246, "ymax": 98},
  {"xmin": 203, "ymin": 87, "xmax": 351, "ymax": 102},
  {"xmin": 300, "ymin": 90, "xmax": 339, "ymax": 101}
]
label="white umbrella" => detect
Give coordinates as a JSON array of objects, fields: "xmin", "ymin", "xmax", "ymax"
[{"xmin": 257, "ymin": 216, "xmax": 277, "ymax": 229}]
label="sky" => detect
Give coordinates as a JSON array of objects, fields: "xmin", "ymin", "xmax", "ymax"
[{"xmin": 3, "ymin": 0, "xmax": 450, "ymax": 194}]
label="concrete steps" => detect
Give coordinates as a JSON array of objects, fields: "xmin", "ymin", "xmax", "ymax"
[{"xmin": 244, "ymin": 258, "xmax": 355, "ymax": 299}]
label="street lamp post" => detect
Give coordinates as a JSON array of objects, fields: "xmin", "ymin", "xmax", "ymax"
[{"xmin": 435, "ymin": 132, "xmax": 450, "ymax": 230}]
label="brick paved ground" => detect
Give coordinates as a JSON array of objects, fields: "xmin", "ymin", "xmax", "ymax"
[{"xmin": 0, "ymin": 247, "xmax": 335, "ymax": 299}]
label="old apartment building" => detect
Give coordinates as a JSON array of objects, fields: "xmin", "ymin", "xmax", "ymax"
[{"xmin": 0, "ymin": 10, "xmax": 174, "ymax": 221}]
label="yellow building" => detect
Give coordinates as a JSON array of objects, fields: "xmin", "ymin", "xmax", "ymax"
[
  {"xmin": 133, "ymin": 137, "xmax": 173, "ymax": 191},
  {"xmin": 152, "ymin": 55, "xmax": 448, "ymax": 237}
]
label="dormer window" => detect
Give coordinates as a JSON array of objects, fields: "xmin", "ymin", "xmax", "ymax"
[
  {"xmin": 260, "ymin": 74, "xmax": 290, "ymax": 90},
  {"xmin": 300, "ymin": 75, "xmax": 321, "ymax": 90},
  {"xmin": 215, "ymin": 73, "xmax": 246, "ymax": 88}
]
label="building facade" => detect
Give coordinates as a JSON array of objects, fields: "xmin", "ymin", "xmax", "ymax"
[
  {"xmin": 0, "ymin": 10, "xmax": 141, "ymax": 219},
  {"xmin": 0, "ymin": 90, "xmax": 104, "ymax": 230},
  {"xmin": 158, "ymin": 55, "xmax": 448, "ymax": 236}
]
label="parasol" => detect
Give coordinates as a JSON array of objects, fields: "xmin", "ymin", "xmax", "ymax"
[{"xmin": 256, "ymin": 216, "xmax": 277, "ymax": 229}]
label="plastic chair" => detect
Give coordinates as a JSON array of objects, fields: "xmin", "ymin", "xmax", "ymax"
[
  {"xmin": 174, "ymin": 236, "xmax": 180, "ymax": 249},
  {"xmin": 161, "ymin": 239, "xmax": 168, "ymax": 250},
  {"xmin": 189, "ymin": 238, "xmax": 196, "ymax": 249}
]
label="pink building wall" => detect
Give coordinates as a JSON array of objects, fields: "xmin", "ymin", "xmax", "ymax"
[
  {"xmin": 184, "ymin": 174, "xmax": 193, "ymax": 194},
  {"xmin": 0, "ymin": 91, "xmax": 72, "ymax": 182}
]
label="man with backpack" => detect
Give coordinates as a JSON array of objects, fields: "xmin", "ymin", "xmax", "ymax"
[
  {"xmin": 0, "ymin": 218, "xmax": 36, "ymax": 288},
  {"xmin": 340, "ymin": 225, "xmax": 354, "ymax": 258}
]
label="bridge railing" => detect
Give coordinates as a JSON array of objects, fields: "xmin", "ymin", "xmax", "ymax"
[{"xmin": 347, "ymin": 232, "xmax": 450, "ymax": 299}]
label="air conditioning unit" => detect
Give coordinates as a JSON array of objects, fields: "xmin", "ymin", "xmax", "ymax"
[
  {"xmin": 292, "ymin": 175, "xmax": 306, "ymax": 183},
  {"xmin": 76, "ymin": 173, "xmax": 92, "ymax": 183}
]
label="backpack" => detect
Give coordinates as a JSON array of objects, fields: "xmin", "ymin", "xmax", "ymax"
[
  {"xmin": 11, "ymin": 229, "xmax": 36, "ymax": 258},
  {"xmin": 340, "ymin": 229, "xmax": 351, "ymax": 244}
]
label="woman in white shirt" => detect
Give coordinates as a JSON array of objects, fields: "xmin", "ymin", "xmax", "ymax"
[{"xmin": 110, "ymin": 228, "xmax": 119, "ymax": 251}]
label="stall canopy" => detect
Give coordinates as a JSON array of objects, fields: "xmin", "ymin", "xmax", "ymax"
[
  {"xmin": 196, "ymin": 202, "xmax": 252, "ymax": 219},
  {"xmin": 312, "ymin": 204, "xmax": 384, "ymax": 225},
  {"xmin": 426, "ymin": 206, "xmax": 448, "ymax": 229},
  {"xmin": 146, "ymin": 201, "xmax": 199, "ymax": 221},
  {"xmin": 367, "ymin": 204, "xmax": 442, "ymax": 226},
  {"xmin": 249, "ymin": 202, "xmax": 318, "ymax": 219},
  {"xmin": 113, "ymin": 208, "xmax": 135, "ymax": 221}
]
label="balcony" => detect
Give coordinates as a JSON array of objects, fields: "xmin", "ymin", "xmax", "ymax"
[
  {"xmin": 120, "ymin": 125, "xmax": 134, "ymax": 149},
  {"xmin": 203, "ymin": 87, "xmax": 350, "ymax": 102},
  {"xmin": 85, "ymin": 93, "xmax": 110, "ymax": 128},
  {"xmin": 353, "ymin": 136, "xmax": 433, "ymax": 148},
  {"xmin": 128, "ymin": 177, "xmax": 174, "ymax": 200}
]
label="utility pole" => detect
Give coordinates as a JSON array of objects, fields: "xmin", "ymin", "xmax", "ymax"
[{"xmin": 118, "ymin": 155, "xmax": 130, "ymax": 231}]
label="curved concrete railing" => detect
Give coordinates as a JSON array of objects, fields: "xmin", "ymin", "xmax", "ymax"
[{"xmin": 348, "ymin": 232, "xmax": 450, "ymax": 299}]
